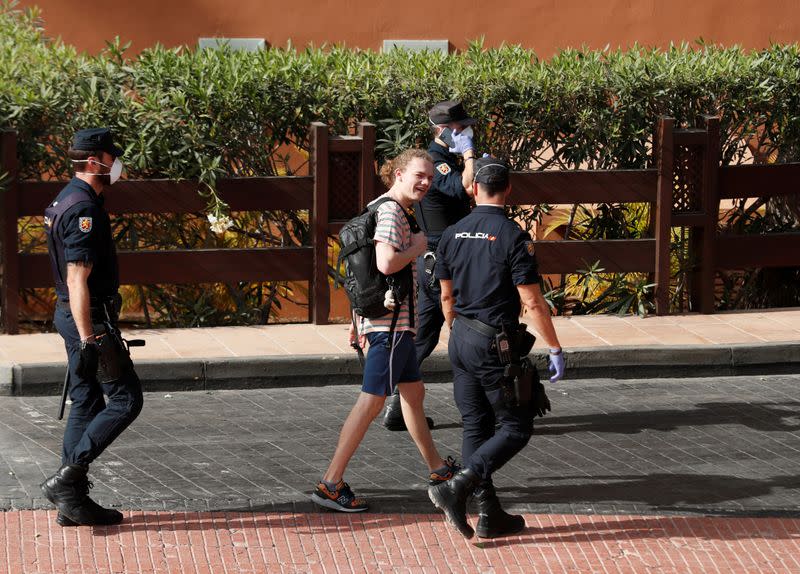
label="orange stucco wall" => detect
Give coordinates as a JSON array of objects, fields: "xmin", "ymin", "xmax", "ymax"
[{"xmin": 19, "ymin": 0, "xmax": 800, "ymax": 55}]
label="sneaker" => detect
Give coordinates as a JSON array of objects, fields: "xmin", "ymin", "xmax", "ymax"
[
  {"xmin": 311, "ymin": 480, "xmax": 369, "ymax": 513},
  {"xmin": 429, "ymin": 456, "xmax": 461, "ymax": 486}
]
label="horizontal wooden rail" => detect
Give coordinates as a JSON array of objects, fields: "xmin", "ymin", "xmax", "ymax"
[
  {"xmin": 5, "ymin": 120, "xmax": 800, "ymax": 332},
  {"xmin": 509, "ymin": 170, "xmax": 657, "ymax": 205},
  {"xmin": 17, "ymin": 177, "xmax": 314, "ymax": 216},
  {"xmin": 20, "ymin": 247, "xmax": 313, "ymax": 288},
  {"xmin": 673, "ymin": 129, "xmax": 706, "ymax": 146},
  {"xmin": 533, "ymin": 239, "xmax": 655, "ymax": 274},
  {"xmin": 715, "ymin": 233, "xmax": 800, "ymax": 269},
  {"xmin": 718, "ymin": 163, "xmax": 800, "ymax": 200}
]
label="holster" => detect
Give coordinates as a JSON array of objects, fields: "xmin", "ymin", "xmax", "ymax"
[
  {"xmin": 501, "ymin": 357, "xmax": 551, "ymax": 417},
  {"xmin": 91, "ymin": 295, "xmax": 144, "ymax": 383},
  {"xmin": 502, "ymin": 358, "xmax": 534, "ymax": 407},
  {"xmin": 93, "ymin": 322, "xmax": 134, "ymax": 384},
  {"xmin": 514, "ymin": 324, "xmax": 536, "ymax": 357}
]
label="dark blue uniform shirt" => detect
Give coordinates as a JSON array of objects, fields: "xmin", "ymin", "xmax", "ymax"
[
  {"xmin": 47, "ymin": 178, "xmax": 119, "ymax": 301},
  {"xmin": 435, "ymin": 205, "xmax": 541, "ymax": 329},
  {"xmin": 416, "ymin": 142, "xmax": 472, "ymax": 247}
]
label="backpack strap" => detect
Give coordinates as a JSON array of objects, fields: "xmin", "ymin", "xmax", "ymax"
[
  {"xmin": 350, "ymin": 196, "xmax": 420, "ymax": 357},
  {"xmin": 372, "ymin": 196, "xmax": 418, "ymax": 335},
  {"xmin": 350, "ymin": 309, "xmax": 366, "ymax": 367},
  {"xmin": 369, "ymin": 196, "xmax": 420, "ymax": 233}
]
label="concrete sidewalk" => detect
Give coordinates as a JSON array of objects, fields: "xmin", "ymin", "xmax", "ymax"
[{"xmin": 2, "ymin": 308, "xmax": 800, "ymax": 395}]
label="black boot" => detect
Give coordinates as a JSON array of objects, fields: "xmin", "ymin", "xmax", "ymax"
[
  {"xmin": 427, "ymin": 468, "xmax": 480, "ymax": 539},
  {"xmin": 382, "ymin": 391, "xmax": 434, "ymax": 431},
  {"xmin": 474, "ymin": 484, "xmax": 525, "ymax": 539},
  {"xmin": 41, "ymin": 464, "xmax": 123, "ymax": 526}
]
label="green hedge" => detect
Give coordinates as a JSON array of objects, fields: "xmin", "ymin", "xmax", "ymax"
[{"xmin": 2, "ymin": 3, "xmax": 799, "ymax": 324}]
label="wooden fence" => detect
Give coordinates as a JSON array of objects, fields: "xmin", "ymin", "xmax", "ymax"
[{"xmin": 1, "ymin": 117, "xmax": 799, "ymax": 333}]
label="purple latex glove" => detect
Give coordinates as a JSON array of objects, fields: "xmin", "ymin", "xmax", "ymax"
[
  {"xmin": 448, "ymin": 127, "xmax": 474, "ymax": 155},
  {"xmin": 548, "ymin": 349, "xmax": 565, "ymax": 383}
]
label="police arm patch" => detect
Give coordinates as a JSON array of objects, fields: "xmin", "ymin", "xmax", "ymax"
[
  {"xmin": 78, "ymin": 217, "xmax": 93, "ymax": 233},
  {"xmin": 436, "ymin": 163, "xmax": 451, "ymax": 175},
  {"xmin": 525, "ymin": 241, "xmax": 535, "ymax": 256}
]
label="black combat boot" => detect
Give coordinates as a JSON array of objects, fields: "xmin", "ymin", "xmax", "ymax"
[
  {"xmin": 382, "ymin": 391, "xmax": 434, "ymax": 431},
  {"xmin": 427, "ymin": 467, "xmax": 480, "ymax": 539},
  {"xmin": 474, "ymin": 484, "xmax": 525, "ymax": 539},
  {"xmin": 41, "ymin": 464, "xmax": 123, "ymax": 526}
]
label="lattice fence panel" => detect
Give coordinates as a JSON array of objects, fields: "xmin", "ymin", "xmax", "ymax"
[
  {"xmin": 672, "ymin": 145, "xmax": 703, "ymax": 213},
  {"xmin": 329, "ymin": 152, "xmax": 360, "ymax": 220}
]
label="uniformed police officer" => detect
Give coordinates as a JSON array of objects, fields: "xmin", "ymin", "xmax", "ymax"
[
  {"xmin": 427, "ymin": 157, "xmax": 565, "ymax": 539},
  {"xmin": 383, "ymin": 100, "xmax": 476, "ymax": 430},
  {"xmin": 40, "ymin": 128, "xmax": 144, "ymax": 526}
]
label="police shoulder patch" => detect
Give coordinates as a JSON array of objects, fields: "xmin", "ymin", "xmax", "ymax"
[
  {"xmin": 436, "ymin": 163, "xmax": 451, "ymax": 175},
  {"xmin": 78, "ymin": 217, "xmax": 93, "ymax": 233},
  {"xmin": 525, "ymin": 241, "xmax": 535, "ymax": 256}
]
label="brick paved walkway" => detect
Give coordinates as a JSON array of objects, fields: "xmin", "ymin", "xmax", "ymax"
[
  {"xmin": 3, "ymin": 510, "xmax": 799, "ymax": 573},
  {"xmin": 1, "ymin": 375, "xmax": 799, "ymax": 572}
]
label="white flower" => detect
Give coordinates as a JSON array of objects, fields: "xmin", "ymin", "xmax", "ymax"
[{"xmin": 207, "ymin": 213, "xmax": 233, "ymax": 234}]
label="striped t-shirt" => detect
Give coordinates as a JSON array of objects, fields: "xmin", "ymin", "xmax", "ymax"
[{"xmin": 358, "ymin": 195, "xmax": 418, "ymax": 335}]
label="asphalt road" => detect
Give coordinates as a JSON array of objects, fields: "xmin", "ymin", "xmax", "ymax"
[{"xmin": 1, "ymin": 375, "xmax": 798, "ymax": 517}]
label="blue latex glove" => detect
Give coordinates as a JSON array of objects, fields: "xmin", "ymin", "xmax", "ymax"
[
  {"xmin": 449, "ymin": 127, "xmax": 474, "ymax": 155},
  {"xmin": 548, "ymin": 349, "xmax": 565, "ymax": 383}
]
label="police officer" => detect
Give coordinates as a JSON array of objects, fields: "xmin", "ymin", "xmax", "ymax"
[
  {"xmin": 40, "ymin": 128, "xmax": 144, "ymax": 526},
  {"xmin": 427, "ymin": 157, "xmax": 565, "ymax": 539},
  {"xmin": 383, "ymin": 100, "xmax": 476, "ymax": 430}
]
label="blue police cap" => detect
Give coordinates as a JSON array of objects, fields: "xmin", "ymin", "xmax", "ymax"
[
  {"xmin": 71, "ymin": 127, "xmax": 124, "ymax": 157},
  {"xmin": 474, "ymin": 157, "xmax": 510, "ymax": 187}
]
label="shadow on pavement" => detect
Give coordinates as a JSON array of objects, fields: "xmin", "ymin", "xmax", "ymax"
[
  {"xmin": 478, "ymin": 513, "xmax": 800, "ymax": 549},
  {"xmin": 86, "ymin": 508, "xmax": 800, "ymax": 543},
  {"xmin": 499, "ymin": 473, "xmax": 800, "ymax": 511},
  {"xmin": 536, "ymin": 401, "xmax": 800, "ymax": 434}
]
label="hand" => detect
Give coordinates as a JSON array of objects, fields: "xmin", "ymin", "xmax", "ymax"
[
  {"xmin": 548, "ymin": 348, "xmax": 565, "ymax": 383},
  {"xmin": 76, "ymin": 340, "xmax": 100, "ymax": 379},
  {"xmin": 348, "ymin": 322, "xmax": 365, "ymax": 349},
  {"xmin": 448, "ymin": 128, "xmax": 474, "ymax": 156},
  {"xmin": 409, "ymin": 231, "xmax": 427, "ymax": 258}
]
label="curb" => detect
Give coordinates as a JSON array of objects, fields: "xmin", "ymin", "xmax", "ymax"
[{"xmin": 2, "ymin": 342, "xmax": 799, "ymax": 396}]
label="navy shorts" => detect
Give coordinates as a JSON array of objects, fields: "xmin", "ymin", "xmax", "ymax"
[{"xmin": 361, "ymin": 331, "xmax": 422, "ymax": 396}]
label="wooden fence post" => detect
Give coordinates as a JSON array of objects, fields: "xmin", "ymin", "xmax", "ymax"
[
  {"xmin": 698, "ymin": 115, "xmax": 720, "ymax": 313},
  {"xmin": 310, "ymin": 122, "xmax": 330, "ymax": 325},
  {"xmin": 358, "ymin": 122, "xmax": 376, "ymax": 209},
  {"xmin": 0, "ymin": 130, "xmax": 20, "ymax": 334},
  {"xmin": 654, "ymin": 117, "xmax": 674, "ymax": 315}
]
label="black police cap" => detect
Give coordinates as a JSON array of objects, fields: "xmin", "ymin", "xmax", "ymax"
[
  {"xmin": 428, "ymin": 100, "xmax": 476, "ymax": 126},
  {"xmin": 474, "ymin": 157, "xmax": 510, "ymax": 186},
  {"xmin": 71, "ymin": 127, "xmax": 124, "ymax": 157}
]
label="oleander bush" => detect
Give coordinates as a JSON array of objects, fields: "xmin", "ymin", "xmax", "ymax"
[{"xmin": 1, "ymin": 1, "xmax": 799, "ymax": 328}]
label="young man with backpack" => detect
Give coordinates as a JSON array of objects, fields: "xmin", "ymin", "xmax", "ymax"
[{"xmin": 311, "ymin": 149, "xmax": 459, "ymax": 512}]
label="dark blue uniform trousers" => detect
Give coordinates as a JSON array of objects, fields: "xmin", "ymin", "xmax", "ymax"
[
  {"xmin": 54, "ymin": 305, "xmax": 143, "ymax": 467},
  {"xmin": 448, "ymin": 319, "xmax": 534, "ymax": 482},
  {"xmin": 414, "ymin": 254, "xmax": 445, "ymax": 366}
]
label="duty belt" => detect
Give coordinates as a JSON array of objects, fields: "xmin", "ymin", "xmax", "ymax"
[
  {"xmin": 56, "ymin": 294, "xmax": 122, "ymax": 321},
  {"xmin": 455, "ymin": 315, "xmax": 500, "ymax": 337}
]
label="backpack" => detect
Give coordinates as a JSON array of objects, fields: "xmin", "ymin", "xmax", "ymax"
[{"xmin": 337, "ymin": 197, "xmax": 419, "ymax": 358}]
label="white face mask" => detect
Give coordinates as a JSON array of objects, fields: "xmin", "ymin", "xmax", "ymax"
[{"xmin": 73, "ymin": 157, "xmax": 123, "ymax": 185}]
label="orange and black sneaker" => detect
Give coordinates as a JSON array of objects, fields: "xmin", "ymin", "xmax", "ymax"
[
  {"xmin": 429, "ymin": 456, "xmax": 461, "ymax": 486},
  {"xmin": 311, "ymin": 480, "xmax": 369, "ymax": 513}
]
